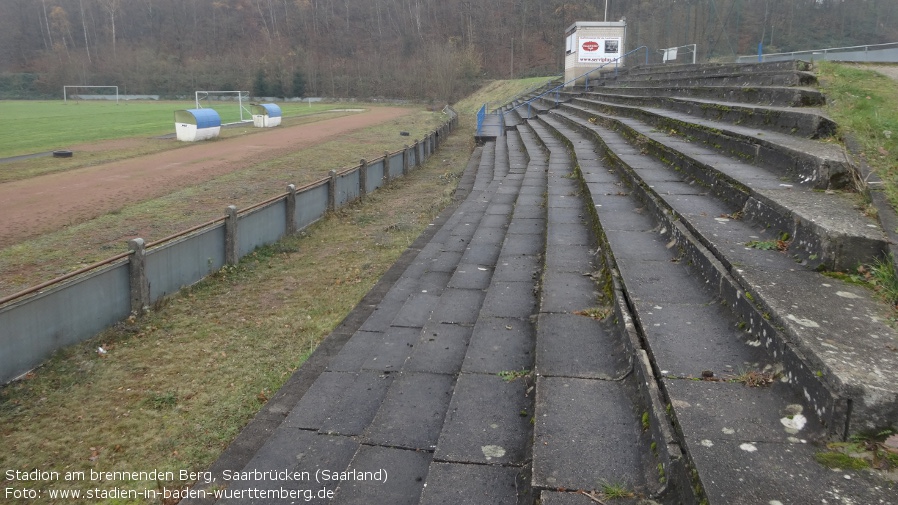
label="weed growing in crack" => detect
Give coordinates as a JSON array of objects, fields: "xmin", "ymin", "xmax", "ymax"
[
  {"xmin": 573, "ymin": 306, "xmax": 613, "ymax": 320},
  {"xmin": 497, "ymin": 369, "xmax": 531, "ymax": 382}
]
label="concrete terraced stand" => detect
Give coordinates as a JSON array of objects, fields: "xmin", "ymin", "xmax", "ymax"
[{"xmin": 185, "ymin": 60, "xmax": 896, "ymax": 504}]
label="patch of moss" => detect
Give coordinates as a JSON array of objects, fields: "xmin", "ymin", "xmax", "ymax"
[{"xmin": 814, "ymin": 451, "xmax": 870, "ymax": 470}]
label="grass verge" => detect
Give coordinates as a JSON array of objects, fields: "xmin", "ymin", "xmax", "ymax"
[
  {"xmin": 816, "ymin": 62, "xmax": 898, "ymax": 208},
  {"xmin": 454, "ymin": 76, "xmax": 558, "ymax": 115},
  {"xmin": 0, "ymin": 122, "xmax": 474, "ymax": 503}
]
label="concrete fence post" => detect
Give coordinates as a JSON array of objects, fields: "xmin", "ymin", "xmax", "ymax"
[
  {"xmin": 402, "ymin": 145, "xmax": 410, "ymax": 176},
  {"xmin": 359, "ymin": 159, "xmax": 368, "ymax": 199},
  {"xmin": 328, "ymin": 170, "xmax": 337, "ymax": 211},
  {"xmin": 225, "ymin": 205, "xmax": 238, "ymax": 265},
  {"xmin": 413, "ymin": 140, "xmax": 420, "ymax": 167},
  {"xmin": 286, "ymin": 184, "xmax": 297, "ymax": 235},
  {"xmin": 128, "ymin": 238, "xmax": 150, "ymax": 316},
  {"xmin": 383, "ymin": 151, "xmax": 391, "ymax": 184}
]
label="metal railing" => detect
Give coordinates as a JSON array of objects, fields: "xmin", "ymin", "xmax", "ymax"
[
  {"xmin": 737, "ymin": 41, "xmax": 898, "ymax": 64},
  {"xmin": 476, "ymin": 104, "xmax": 486, "ymax": 137}
]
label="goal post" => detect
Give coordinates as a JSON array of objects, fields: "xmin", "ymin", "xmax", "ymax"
[
  {"xmin": 63, "ymin": 85, "xmax": 119, "ymax": 104},
  {"xmin": 194, "ymin": 90, "xmax": 252, "ymax": 124}
]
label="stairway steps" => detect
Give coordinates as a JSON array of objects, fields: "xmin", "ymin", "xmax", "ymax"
[
  {"xmin": 523, "ymin": 119, "xmax": 659, "ymax": 499},
  {"xmin": 419, "ymin": 121, "xmax": 540, "ymax": 505},
  {"xmin": 419, "ymin": 462, "xmax": 528, "ymax": 505},
  {"xmin": 327, "ymin": 131, "xmax": 526, "ymax": 503},
  {"xmin": 214, "ymin": 428, "xmax": 360, "ymax": 504},
  {"xmin": 220, "ymin": 132, "xmax": 520, "ymax": 505}
]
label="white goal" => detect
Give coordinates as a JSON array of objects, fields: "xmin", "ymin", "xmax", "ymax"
[
  {"xmin": 195, "ymin": 90, "xmax": 252, "ymax": 124},
  {"xmin": 63, "ymin": 85, "xmax": 119, "ymax": 104}
]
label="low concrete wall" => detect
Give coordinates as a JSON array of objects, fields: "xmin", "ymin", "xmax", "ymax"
[{"xmin": 0, "ymin": 110, "xmax": 459, "ymax": 384}]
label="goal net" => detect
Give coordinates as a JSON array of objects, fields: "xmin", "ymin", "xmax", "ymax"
[
  {"xmin": 63, "ymin": 85, "xmax": 119, "ymax": 104},
  {"xmin": 195, "ymin": 90, "xmax": 252, "ymax": 124}
]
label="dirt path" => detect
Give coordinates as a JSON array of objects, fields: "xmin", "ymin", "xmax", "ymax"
[
  {"xmin": 865, "ymin": 64, "xmax": 898, "ymax": 81},
  {"xmin": 0, "ymin": 107, "xmax": 412, "ymax": 248}
]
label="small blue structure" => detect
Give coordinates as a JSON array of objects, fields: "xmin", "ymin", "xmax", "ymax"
[
  {"xmin": 251, "ymin": 103, "xmax": 282, "ymax": 128},
  {"xmin": 174, "ymin": 108, "xmax": 222, "ymax": 141}
]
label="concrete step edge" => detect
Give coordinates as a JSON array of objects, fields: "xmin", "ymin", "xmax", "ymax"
[
  {"xmin": 541, "ymin": 113, "xmax": 898, "ymax": 439},
  {"xmin": 536, "ymin": 114, "xmax": 849, "ymax": 437},
  {"xmin": 550, "ymin": 108, "xmax": 886, "ymax": 271},
  {"xmin": 526, "ymin": 118, "xmax": 689, "ymax": 502},
  {"xmin": 571, "ymin": 94, "xmax": 837, "ymax": 139},
  {"xmin": 596, "ymin": 70, "xmax": 817, "ymax": 89},
  {"xmin": 564, "ymin": 85, "xmax": 825, "ymax": 108},
  {"xmin": 559, "ymin": 100, "xmax": 850, "ymax": 189}
]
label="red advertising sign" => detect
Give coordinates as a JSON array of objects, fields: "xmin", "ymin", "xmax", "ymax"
[{"xmin": 582, "ymin": 41, "xmax": 600, "ymax": 52}]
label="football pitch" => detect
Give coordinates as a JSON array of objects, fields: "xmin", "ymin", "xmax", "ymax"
[{"xmin": 0, "ymin": 100, "xmax": 344, "ymax": 158}]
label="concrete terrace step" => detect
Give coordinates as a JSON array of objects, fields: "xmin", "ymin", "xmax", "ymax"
[
  {"xmin": 560, "ymin": 98, "xmax": 852, "ymax": 189},
  {"xmin": 550, "ymin": 105, "xmax": 886, "ymax": 272},
  {"xmin": 569, "ymin": 85, "xmax": 826, "ymax": 107},
  {"xmin": 208, "ymin": 135, "xmax": 523, "ymax": 504},
  {"xmin": 503, "ymin": 102, "xmax": 525, "ymax": 127},
  {"xmin": 536, "ymin": 113, "xmax": 896, "ymax": 504},
  {"xmin": 420, "ymin": 125, "xmax": 540, "ymax": 505},
  {"xmin": 542, "ymin": 108, "xmax": 898, "ymax": 434},
  {"xmin": 600, "ymin": 70, "xmax": 819, "ymax": 89},
  {"xmin": 524, "ymin": 119, "xmax": 681, "ymax": 503},
  {"xmin": 571, "ymin": 93, "xmax": 837, "ymax": 139},
  {"xmin": 599, "ymin": 60, "xmax": 813, "ymax": 80}
]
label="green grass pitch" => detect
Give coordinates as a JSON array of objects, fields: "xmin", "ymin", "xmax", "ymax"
[{"xmin": 0, "ymin": 100, "xmax": 342, "ymax": 158}]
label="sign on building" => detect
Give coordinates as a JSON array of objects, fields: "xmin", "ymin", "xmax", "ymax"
[
  {"xmin": 577, "ymin": 37, "xmax": 623, "ymax": 64},
  {"xmin": 564, "ymin": 21, "xmax": 628, "ymax": 87}
]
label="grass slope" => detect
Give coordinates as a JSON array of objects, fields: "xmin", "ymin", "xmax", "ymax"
[{"xmin": 817, "ymin": 62, "xmax": 898, "ymax": 208}]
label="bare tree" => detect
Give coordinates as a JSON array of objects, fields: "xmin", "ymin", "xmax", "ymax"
[
  {"xmin": 79, "ymin": 0, "xmax": 92, "ymax": 63},
  {"xmin": 97, "ymin": 0, "xmax": 121, "ymax": 58},
  {"xmin": 41, "ymin": 0, "xmax": 54, "ymax": 50}
]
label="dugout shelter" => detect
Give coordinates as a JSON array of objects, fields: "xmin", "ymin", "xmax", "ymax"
[
  {"xmin": 251, "ymin": 103, "xmax": 282, "ymax": 128},
  {"xmin": 174, "ymin": 109, "xmax": 222, "ymax": 142}
]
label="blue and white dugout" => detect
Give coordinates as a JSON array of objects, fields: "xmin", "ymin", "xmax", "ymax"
[
  {"xmin": 251, "ymin": 103, "xmax": 282, "ymax": 128},
  {"xmin": 174, "ymin": 108, "xmax": 222, "ymax": 141}
]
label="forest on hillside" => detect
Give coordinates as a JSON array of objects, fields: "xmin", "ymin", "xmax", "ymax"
[{"xmin": 1, "ymin": 0, "xmax": 897, "ymax": 101}]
